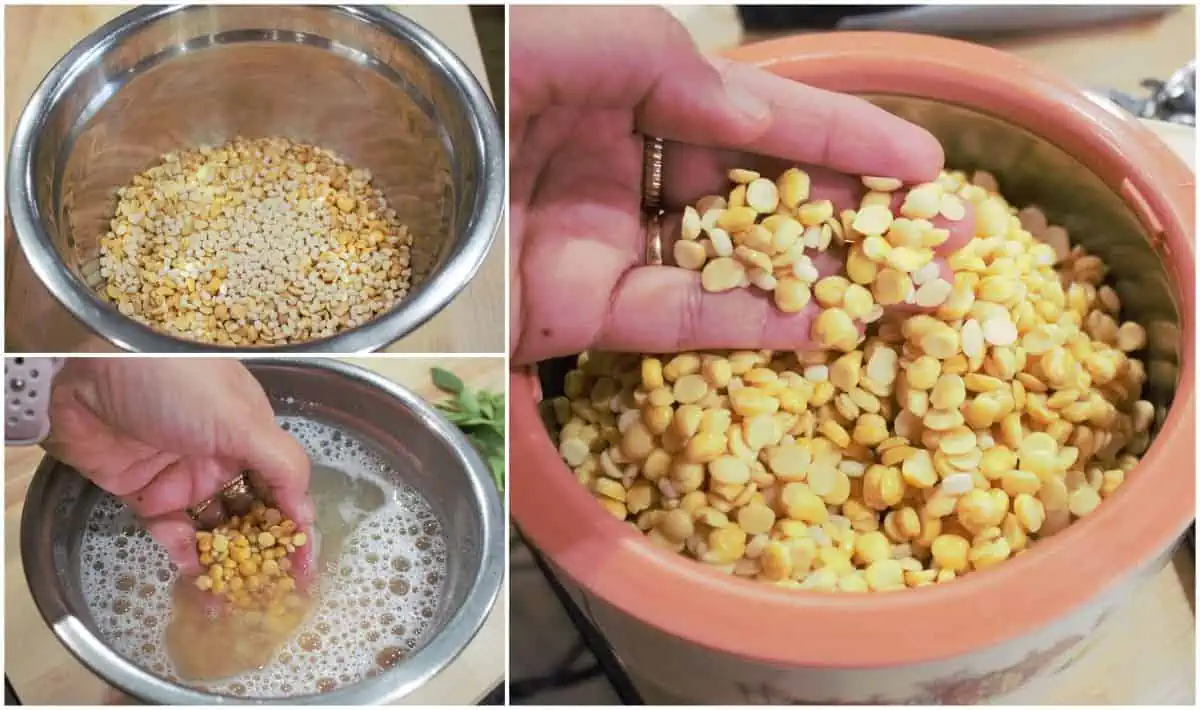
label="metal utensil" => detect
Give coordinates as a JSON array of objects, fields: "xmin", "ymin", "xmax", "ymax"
[
  {"xmin": 8, "ymin": 5, "xmax": 504, "ymax": 353},
  {"xmin": 1100, "ymin": 60, "xmax": 1196, "ymax": 125},
  {"xmin": 21, "ymin": 359, "xmax": 504, "ymax": 704}
]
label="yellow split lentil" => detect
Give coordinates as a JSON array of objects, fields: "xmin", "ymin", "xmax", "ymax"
[
  {"xmin": 93, "ymin": 137, "xmax": 415, "ymax": 345},
  {"xmin": 675, "ymin": 167, "xmax": 975, "ymax": 351},
  {"xmin": 548, "ymin": 168, "xmax": 1157, "ymax": 592},
  {"xmin": 194, "ymin": 501, "xmax": 308, "ymax": 613}
]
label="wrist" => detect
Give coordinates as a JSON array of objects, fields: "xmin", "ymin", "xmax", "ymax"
[{"xmin": 5, "ymin": 358, "xmax": 65, "ymax": 446}]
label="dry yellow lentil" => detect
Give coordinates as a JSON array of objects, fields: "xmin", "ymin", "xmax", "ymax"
[
  {"xmin": 550, "ymin": 167, "xmax": 1158, "ymax": 592},
  {"xmin": 675, "ymin": 166, "xmax": 966, "ymax": 349},
  {"xmin": 93, "ymin": 137, "xmax": 415, "ymax": 346}
]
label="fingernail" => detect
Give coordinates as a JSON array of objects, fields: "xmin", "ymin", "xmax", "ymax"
[
  {"xmin": 295, "ymin": 497, "xmax": 316, "ymax": 527},
  {"xmin": 724, "ymin": 82, "xmax": 771, "ymax": 125}
]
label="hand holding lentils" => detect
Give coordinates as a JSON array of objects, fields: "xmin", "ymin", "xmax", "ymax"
[
  {"xmin": 96, "ymin": 137, "xmax": 414, "ymax": 345},
  {"xmin": 549, "ymin": 168, "xmax": 1156, "ymax": 593}
]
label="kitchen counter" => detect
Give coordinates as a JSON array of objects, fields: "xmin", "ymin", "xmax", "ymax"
[
  {"xmin": 4, "ymin": 358, "xmax": 506, "ymax": 705},
  {"xmin": 672, "ymin": 4, "xmax": 1195, "ymax": 97},
  {"xmin": 3, "ymin": 5, "xmax": 505, "ymax": 354}
]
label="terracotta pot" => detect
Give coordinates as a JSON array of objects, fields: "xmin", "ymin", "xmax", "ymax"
[{"xmin": 511, "ymin": 32, "xmax": 1194, "ymax": 704}]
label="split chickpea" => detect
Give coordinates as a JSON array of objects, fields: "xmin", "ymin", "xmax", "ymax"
[
  {"xmin": 549, "ymin": 168, "xmax": 1157, "ymax": 593},
  {"xmin": 194, "ymin": 501, "xmax": 308, "ymax": 619},
  {"xmin": 675, "ymin": 169, "xmax": 968, "ymax": 350},
  {"xmin": 93, "ymin": 137, "xmax": 415, "ymax": 346}
]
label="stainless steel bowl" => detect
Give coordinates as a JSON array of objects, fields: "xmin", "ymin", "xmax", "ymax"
[
  {"xmin": 8, "ymin": 5, "xmax": 504, "ymax": 352},
  {"xmin": 21, "ymin": 359, "xmax": 505, "ymax": 704}
]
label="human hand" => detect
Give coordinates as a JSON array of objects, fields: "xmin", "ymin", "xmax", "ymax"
[
  {"xmin": 510, "ymin": 6, "xmax": 973, "ymax": 365},
  {"xmin": 44, "ymin": 358, "xmax": 314, "ymax": 581}
]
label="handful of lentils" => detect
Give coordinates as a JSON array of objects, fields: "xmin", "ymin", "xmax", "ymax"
[
  {"xmin": 548, "ymin": 167, "xmax": 1156, "ymax": 593},
  {"xmin": 94, "ymin": 136, "xmax": 415, "ymax": 346},
  {"xmin": 193, "ymin": 501, "xmax": 309, "ymax": 623}
]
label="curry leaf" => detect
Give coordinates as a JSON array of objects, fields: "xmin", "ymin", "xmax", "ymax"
[
  {"xmin": 431, "ymin": 367, "xmax": 464, "ymax": 395},
  {"xmin": 432, "ymin": 368, "xmax": 504, "ymax": 493}
]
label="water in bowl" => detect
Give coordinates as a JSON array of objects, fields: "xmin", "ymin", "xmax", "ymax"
[{"xmin": 77, "ymin": 416, "xmax": 448, "ymax": 698}]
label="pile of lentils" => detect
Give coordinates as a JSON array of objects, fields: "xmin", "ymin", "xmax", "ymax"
[
  {"xmin": 95, "ymin": 137, "xmax": 414, "ymax": 346},
  {"xmin": 547, "ymin": 167, "xmax": 1156, "ymax": 593}
]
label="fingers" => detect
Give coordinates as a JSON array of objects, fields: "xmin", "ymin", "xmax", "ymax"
[
  {"xmin": 631, "ymin": 177, "xmax": 977, "ymax": 355},
  {"xmin": 596, "ymin": 267, "xmax": 829, "ymax": 353},
  {"xmin": 289, "ymin": 531, "xmax": 318, "ymax": 592},
  {"xmin": 119, "ymin": 456, "xmax": 236, "ymax": 521},
  {"xmin": 926, "ymin": 199, "xmax": 975, "ymax": 257},
  {"xmin": 511, "ymin": 6, "xmax": 942, "ymax": 181},
  {"xmin": 143, "ymin": 512, "xmax": 203, "ymax": 576},
  {"xmin": 647, "ymin": 58, "xmax": 943, "ymax": 182},
  {"xmin": 663, "ymin": 151, "xmax": 976, "ymax": 253},
  {"xmin": 232, "ymin": 421, "xmax": 315, "ymax": 531},
  {"xmin": 660, "ymin": 164, "xmax": 975, "ymax": 268}
]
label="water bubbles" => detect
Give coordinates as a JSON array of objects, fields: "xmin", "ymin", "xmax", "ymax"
[
  {"xmin": 76, "ymin": 417, "xmax": 449, "ymax": 700},
  {"xmin": 315, "ymin": 678, "xmax": 337, "ymax": 694}
]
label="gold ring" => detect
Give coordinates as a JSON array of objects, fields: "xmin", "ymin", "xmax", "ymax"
[
  {"xmin": 644, "ymin": 212, "xmax": 664, "ymax": 266},
  {"xmin": 186, "ymin": 472, "xmax": 250, "ymax": 524},
  {"xmin": 641, "ymin": 135, "xmax": 665, "ymax": 215}
]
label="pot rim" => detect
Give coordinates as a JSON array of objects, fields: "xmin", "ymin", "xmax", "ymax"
[
  {"xmin": 21, "ymin": 357, "xmax": 505, "ymax": 704},
  {"xmin": 7, "ymin": 4, "xmax": 504, "ymax": 353},
  {"xmin": 510, "ymin": 31, "xmax": 1196, "ymax": 669}
]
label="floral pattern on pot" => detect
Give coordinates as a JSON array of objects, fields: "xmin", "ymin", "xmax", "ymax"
[
  {"xmin": 733, "ymin": 635, "xmax": 1085, "ymax": 705},
  {"xmin": 917, "ymin": 635, "xmax": 1084, "ymax": 704}
]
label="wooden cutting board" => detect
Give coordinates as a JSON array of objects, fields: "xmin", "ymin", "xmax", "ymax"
[
  {"xmin": 3, "ymin": 5, "xmax": 505, "ymax": 354},
  {"xmin": 4, "ymin": 357, "xmax": 506, "ymax": 705}
]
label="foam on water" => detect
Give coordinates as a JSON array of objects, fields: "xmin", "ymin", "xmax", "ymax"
[{"xmin": 78, "ymin": 416, "xmax": 448, "ymax": 698}]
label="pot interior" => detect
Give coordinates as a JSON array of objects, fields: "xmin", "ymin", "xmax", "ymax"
[
  {"xmin": 26, "ymin": 361, "xmax": 489, "ymax": 700},
  {"xmin": 30, "ymin": 6, "xmax": 485, "ymax": 305},
  {"xmin": 537, "ymin": 96, "xmax": 1181, "ymax": 469}
]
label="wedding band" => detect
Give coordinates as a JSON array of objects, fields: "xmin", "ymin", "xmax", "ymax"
[
  {"xmin": 186, "ymin": 472, "xmax": 250, "ymax": 524},
  {"xmin": 641, "ymin": 135, "xmax": 664, "ymax": 215},
  {"xmin": 642, "ymin": 135, "xmax": 665, "ymax": 266},
  {"xmin": 644, "ymin": 212, "xmax": 664, "ymax": 266}
]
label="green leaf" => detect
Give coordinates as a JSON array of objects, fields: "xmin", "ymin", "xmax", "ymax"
[
  {"xmin": 431, "ymin": 367, "xmax": 464, "ymax": 394},
  {"xmin": 456, "ymin": 388, "xmax": 482, "ymax": 418},
  {"xmin": 488, "ymin": 455, "xmax": 505, "ymax": 492},
  {"xmin": 430, "ymin": 367, "xmax": 505, "ymax": 493}
]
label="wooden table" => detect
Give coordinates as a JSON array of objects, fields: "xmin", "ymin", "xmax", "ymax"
[
  {"xmin": 4, "ymin": 358, "xmax": 506, "ymax": 705},
  {"xmin": 3, "ymin": 5, "xmax": 505, "ymax": 354}
]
